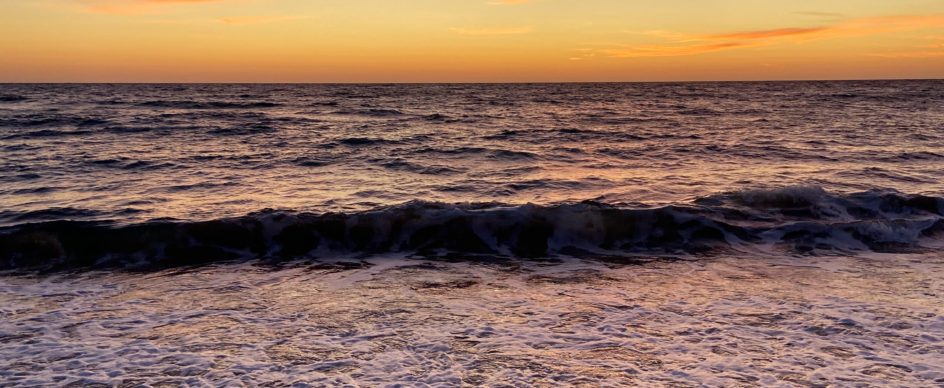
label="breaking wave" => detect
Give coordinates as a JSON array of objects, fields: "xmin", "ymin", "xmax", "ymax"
[{"xmin": 1, "ymin": 187, "xmax": 942, "ymax": 271}]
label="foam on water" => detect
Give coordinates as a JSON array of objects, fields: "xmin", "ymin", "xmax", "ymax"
[{"xmin": 1, "ymin": 254, "xmax": 942, "ymax": 386}]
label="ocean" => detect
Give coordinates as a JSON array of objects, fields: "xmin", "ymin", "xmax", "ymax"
[{"xmin": 1, "ymin": 81, "xmax": 943, "ymax": 386}]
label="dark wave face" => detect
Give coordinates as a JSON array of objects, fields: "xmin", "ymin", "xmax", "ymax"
[
  {"xmin": 1, "ymin": 188, "xmax": 942, "ymax": 270},
  {"xmin": 1, "ymin": 82, "xmax": 943, "ymax": 269}
]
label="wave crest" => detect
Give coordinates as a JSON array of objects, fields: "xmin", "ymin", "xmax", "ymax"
[{"xmin": 1, "ymin": 187, "xmax": 942, "ymax": 271}]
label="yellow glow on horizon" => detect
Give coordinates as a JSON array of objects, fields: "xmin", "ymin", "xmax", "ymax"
[{"xmin": 1, "ymin": 0, "xmax": 943, "ymax": 82}]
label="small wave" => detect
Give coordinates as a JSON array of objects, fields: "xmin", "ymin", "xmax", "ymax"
[
  {"xmin": 492, "ymin": 149, "xmax": 538, "ymax": 160},
  {"xmin": 697, "ymin": 186, "xmax": 943, "ymax": 223},
  {"xmin": 838, "ymin": 168, "xmax": 935, "ymax": 184},
  {"xmin": 0, "ymin": 113, "xmax": 106, "ymax": 129},
  {"xmin": 2, "ymin": 129, "xmax": 94, "ymax": 140},
  {"xmin": 76, "ymin": 118, "xmax": 109, "ymax": 127},
  {"xmin": 677, "ymin": 108, "xmax": 722, "ymax": 116},
  {"xmin": 581, "ymin": 115, "xmax": 671, "ymax": 125},
  {"xmin": 1, "ymin": 144, "xmax": 40, "ymax": 152},
  {"xmin": 504, "ymin": 179, "xmax": 597, "ymax": 192},
  {"xmin": 337, "ymin": 137, "xmax": 399, "ymax": 146},
  {"xmin": 10, "ymin": 173, "xmax": 42, "ymax": 181},
  {"xmin": 165, "ymin": 182, "xmax": 237, "ymax": 192},
  {"xmin": 123, "ymin": 160, "xmax": 177, "ymax": 171},
  {"xmin": 482, "ymin": 129, "xmax": 521, "ymax": 140},
  {"xmin": 7, "ymin": 187, "xmax": 58, "ymax": 195},
  {"xmin": 1, "ymin": 187, "xmax": 941, "ymax": 271},
  {"xmin": 879, "ymin": 151, "xmax": 944, "ymax": 162},
  {"xmin": 0, "ymin": 95, "xmax": 27, "ymax": 103},
  {"xmin": 86, "ymin": 158, "xmax": 176, "ymax": 171},
  {"xmin": 0, "ymin": 208, "xmax": 110, "ymax": 225},
  {"xmin": 381, "ymin": 159, "xmax": 465, "ymax": 175},
  {"xmin": 158, "ymin": 110, "xmax": 268, "ymax": 120},
  {"xmin": 422, "ymin": 113, "xmax": 455, "ymax": 122},
  {"xmin": 138, "ymin": 101, "xmax": 282, "ymax": 109},
  {"xmin": 332, "ymin": 108, "xmax": 404, "ymax": 117},
  {"xmin": 293, "ymin": 156, "xmax": 333, "ymax": 167},
  {"xmin": 831, "ymin": 92, "xmax": 859, "ymax": 99},
  {"xmin": 417, "ymin": 146, "xmax": 538, "ymax": 160},
  {"xmin": 209, "ymin": 124, "xmax": 277, "ymax": 136},
  {"xmin": 557, "ymin": 128, "xmax": 648, "ymax": 141},
  {"xmin": 723, "ymin": 185, "xmax": 831, "ymax": 209},
  {"xmin": 95, "ymin": 98, "xmax": 127, "ymax": 105}
]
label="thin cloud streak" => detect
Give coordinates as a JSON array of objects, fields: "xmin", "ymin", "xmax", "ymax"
[
  {"xmin": 488, "ymin": 0, "xmax": 532, "ymax": 4},
  {"xmin": 602, "ymin": 14, "xmax": 944, "ymax": 58},
  {"xmin": 872, "ymin": 40, "xmax": 944, "ymax": 58},
  {"xmin": 219, "ymin": 15, "xmax": 307, "ymax": 25},
  {"xmin": 796, "ymin": 11, "xmax": 844, "ymax": 18},
  {"xmin": 451, "ymin": 26, "xmax": 533, "ymax": 36},
  {"xmin": 709, "ymin": 27, "xmax": 828, "ymax": 40},
  {"xmin": 871, "ymin": 51, "xmax": 944, "ymax": 58},
  {"xmin": 72, "ymin": 0, "xmax": 223, "ymax": 14},
  {"xmin": 604, "ymin": 42, "xmax": 756, "ymax": 58}
]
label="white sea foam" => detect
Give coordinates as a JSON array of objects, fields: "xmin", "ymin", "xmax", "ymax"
[{"xmin": 1, "ymin": 253, "xmax": 942, "ymax": 386}]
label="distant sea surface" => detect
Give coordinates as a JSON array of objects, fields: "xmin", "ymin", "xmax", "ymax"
[
  {"xmin": 1, "ymin": 81, "xmax": 943, "ymax": 267},
  {"xmin": 3, "ymin": 82, "xmax": 944, "ymax": 386}
]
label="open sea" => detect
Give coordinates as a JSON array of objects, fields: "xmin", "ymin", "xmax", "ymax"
[{"xmin": 1, "ymin": 81, "xmax": 943, "ymax": 386}]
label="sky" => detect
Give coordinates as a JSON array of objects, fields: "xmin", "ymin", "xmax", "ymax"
[{"xmin": 1, "ymin": 0, "xmax": 943, "ymax": 82}]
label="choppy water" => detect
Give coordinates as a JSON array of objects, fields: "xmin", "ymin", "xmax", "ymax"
[
  {"xmin": 2, "ymin": 82, "xmax": 944, "ymax": 221},
  {"xmin": 1, "ymin": 82, "xmax": 944, "ymax": 386},
  {"xmin": 1, "ymin": 81, "xmax": 944, "ymax": 268}
]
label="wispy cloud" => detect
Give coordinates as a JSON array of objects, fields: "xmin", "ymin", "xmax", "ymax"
[
  {"xmin": 62, "ymin": 0, "xmax": 306, "ymax": 24},
  {"xmin": 872, "ymin": 39, "xmax": 944, "ymax": 58},
  {"xmin": 623, "ymin": 29, "xmax": 698, "ymax": 42},
  {"xmin": 70, "ymin": 0, "xmax": 223, "ymax": 14},
  {"xmin": 488, "ymin": 0, "xmax": 532, "ymax": 4},
  {"xmin": 708, "ymin": 27, "xmax": 828, "ymax": 40},
  {"xmin": 603, "ymin": 42, "xmax": 756, "ymax": 58},
  {"xmin": 796, "ymin": 11, "xmax": 844, "ymax": 18},
  {"xmin": 219, "ymin": 15, "xmax": 307, "ymax": 25},
  {"xmin": 601, "ymin": 14, "xmax": 944, "ymax": 58},
  {"xmin": 451, "ymin": 26, "xmax": 533, "ymax": 36},
  {"xmin": 871, "ymin": 51, "xmax": 944, "ymax": 58}
]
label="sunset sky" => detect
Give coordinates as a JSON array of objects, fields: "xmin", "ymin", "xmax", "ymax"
[{"xmin": 2, "ymin": 0, "xmax": 944, "ymax": 82}]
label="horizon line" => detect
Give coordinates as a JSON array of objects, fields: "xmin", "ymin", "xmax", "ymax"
[{"xmin": 1, "ymin": 77, "xmax": 943, "ymax": 85}]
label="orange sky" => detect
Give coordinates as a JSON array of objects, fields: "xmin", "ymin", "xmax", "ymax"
[{"xmin": 1, "ymin": 0, "xmax": 943, "ymax": 82}]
